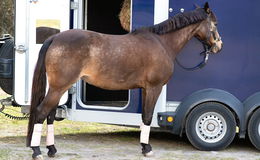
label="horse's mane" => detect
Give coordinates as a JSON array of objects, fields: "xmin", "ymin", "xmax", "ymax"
[{"xmin": 131, "ymin": 8, "xmax": 208, "ymax": 35}]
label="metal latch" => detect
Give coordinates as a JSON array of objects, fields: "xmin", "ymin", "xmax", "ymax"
[
  {"xmin": 56, "ymin": 105, "xmax": 67, "ymax": 118},
  {"xmin": 68, "ymin": 86, "xmax": 76, "ymax": 94},
  {"xmin": 15, "ymin": 45, "xmax": 27, "ymax": 54}
]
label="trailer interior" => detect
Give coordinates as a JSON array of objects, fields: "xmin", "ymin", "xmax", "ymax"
[{"xmin": 81, "ymin": 0, "xmax": 130, "ymax": 107}]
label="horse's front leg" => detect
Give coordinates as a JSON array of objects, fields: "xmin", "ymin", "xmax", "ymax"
[
  {"xmin": 140, "ymin": 86, "xmax": 163, "ymax": 157},
  {"xmin": 46, "ymin": 109, "xmax": 57, "ymax": 157}
]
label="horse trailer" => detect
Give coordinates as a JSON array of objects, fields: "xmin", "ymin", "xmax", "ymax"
[{"xmin": 1, "ymin": 0, "xmax": 260, "ymax": 151}]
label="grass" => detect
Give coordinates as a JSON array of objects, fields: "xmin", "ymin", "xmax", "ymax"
[{"xmin": 0, "ymin": 92, "xmax": 139, "ymax": 160}]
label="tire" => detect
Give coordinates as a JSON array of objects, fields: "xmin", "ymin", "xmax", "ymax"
[
  {"xmin": 248, "ymin": 108, "xmax": 260, "ymax": 150},
  {"xmin": 0, "ymin": 38, "xmax": 14, "ymax": 95},
  {"xmin": 185, "ymin": 102, "xmax": 236, "ymax": 150}
]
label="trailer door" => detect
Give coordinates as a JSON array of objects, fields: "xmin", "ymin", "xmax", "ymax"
[{"xmin": 15, "ymin": 0, "xmax": 70, "ymax": 105}]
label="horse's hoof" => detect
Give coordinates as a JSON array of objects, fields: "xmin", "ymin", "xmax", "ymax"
[
  {"xmin": 141, "ymin": 143, "xmax": 153, "ymax": 157},
  {"xmin": 47, "ymin": 145, "xmax": 57, "ymax": 157},
  {"xmin": 47, "ymin": 153, "xmax": 56, "ymax": 158},
  {"xmin": 32, "ymin": 146, "xmax": 42, "ymax": 160},
  {"xmin": 144, "ymin": 151, "xmax": 154, "ymax": 157},
  {"xmin": 48, "ymin": 153, "xmax": 55, "ymax": 158},
  {"xmin": 33, "ymin": 155, "xmax": 44, "ymax": 160}
]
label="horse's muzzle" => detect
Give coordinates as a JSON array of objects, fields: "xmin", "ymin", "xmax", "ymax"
[{"xmin": 211, "ymin": 41, "xmax": 223, "ymax": 53}]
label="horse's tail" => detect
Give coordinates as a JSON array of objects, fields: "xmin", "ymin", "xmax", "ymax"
[{"xmin": 26, "ymin": 36, "xmax": 54, "ymax": 147}]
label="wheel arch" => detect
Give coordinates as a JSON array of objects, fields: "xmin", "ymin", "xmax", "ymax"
[{"xmin": 171, "ymin": 88, "xmax": 245, "ymax": 137}]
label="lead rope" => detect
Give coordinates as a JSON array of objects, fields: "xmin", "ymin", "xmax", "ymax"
[{"xmin": 175, "ymin": 43, "xmax": 211, "ymax": 71}]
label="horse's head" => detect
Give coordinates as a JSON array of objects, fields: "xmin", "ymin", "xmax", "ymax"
[{"xmin": 195, "ymin": 2, "xmax": 223, "ymax": 53}]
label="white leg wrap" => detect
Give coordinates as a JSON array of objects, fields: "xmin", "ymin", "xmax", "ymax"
[
  {"xmin": 31, "ymin": 124, "xmax": 43, "ymax": 147},
  {"xmin": 140, "ymin": 123, "xmax": 151, "ymax": 144},
  {"xmin": 46, "ymin": 124, "xmax": 55, "ymax": 146}
]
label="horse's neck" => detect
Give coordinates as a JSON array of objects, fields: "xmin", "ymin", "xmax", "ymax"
[{"xmin": 159, "ymin": 22, "xmax": 201, "ymax": 60}]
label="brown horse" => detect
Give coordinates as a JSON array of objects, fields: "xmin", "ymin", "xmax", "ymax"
[{"xmin": 27, "ymin": 3, "xmax": 222, "ymax": 159}]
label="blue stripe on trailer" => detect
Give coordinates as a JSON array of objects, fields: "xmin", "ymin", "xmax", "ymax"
[{"xmin": 132, "ymin": 0, "xmax": 154, "ymax": 30}]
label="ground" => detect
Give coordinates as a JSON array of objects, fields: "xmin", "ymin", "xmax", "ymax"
[{"xmin": 1, "ymin": 91, "xmax": 260, "ymax": 160}]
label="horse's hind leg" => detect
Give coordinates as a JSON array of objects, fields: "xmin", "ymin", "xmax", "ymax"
[
  {"xmin": 140, "ymin": 86, "xmax": 163, "ymax": 156},
  {"xmin": 46, "ymin": 109, "xmax": 57, "ymax": 157},
  {"xmin": 31, "ymin": 88, "xmax": 65, "ymax": 160}
]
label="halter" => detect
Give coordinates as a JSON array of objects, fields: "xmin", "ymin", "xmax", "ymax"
[{"xmin": 175, "ymin": 24, "xmax": 221, "ymax": 71}]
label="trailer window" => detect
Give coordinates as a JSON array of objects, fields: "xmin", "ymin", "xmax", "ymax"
[{"xmin": 36, "ymin": 20, "xmax": 60, "ymax": 44}]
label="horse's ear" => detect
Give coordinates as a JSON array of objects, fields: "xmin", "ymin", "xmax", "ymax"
[
  {"xmin": 194, "ymin": 3, "xmax": 200, "ymax": 9},
  {"xmin": 204, "ymin": 2, "xmax": 211, "ymax": 14}
]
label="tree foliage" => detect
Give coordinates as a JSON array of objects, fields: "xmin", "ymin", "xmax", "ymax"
[{"xmin": 0, "ymin": 0, "xmax": 14, "ymax": 36}]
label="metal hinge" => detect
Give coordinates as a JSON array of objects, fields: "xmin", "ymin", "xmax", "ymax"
[
  {"xmin": 71, "ymin": 2, "xmax": 79, "ymax": 10},
  {"xmin": 68, "ymin": 86, "xmax": 76, "ymax": 94}
]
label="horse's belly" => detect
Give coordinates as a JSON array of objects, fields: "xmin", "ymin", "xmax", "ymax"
[{"xmin": 82, "ymin": 75, "xmax": 140, "ymax": 90}]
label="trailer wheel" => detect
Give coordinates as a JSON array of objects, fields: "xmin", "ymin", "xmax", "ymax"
[
  {"xmin": 0, "ymin": 38, "xmax": 14, "ymax": 95},
  {"xmin": 248, "ymin": 108, "xmax": 260, "ymax": 150},
  {"xmin": 185, "ymin": 102, "xmax": 236, "ymax": 150}
]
